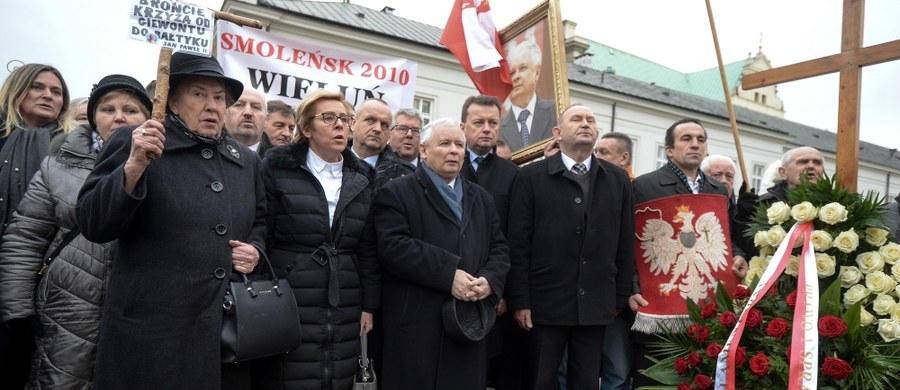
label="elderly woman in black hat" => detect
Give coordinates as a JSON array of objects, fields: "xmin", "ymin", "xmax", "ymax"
[
  {"xmin": 77, "ymin": 53, "xmax": 266, "ymax": 390},
  {"xmin": 0, "ymin": 74, "xmax": 150, "ymax": 390}
]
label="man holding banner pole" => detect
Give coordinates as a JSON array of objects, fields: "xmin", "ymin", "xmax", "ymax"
[{"xmin": 629, "ymin": 118, "xmax": 749, "ymax": 387}]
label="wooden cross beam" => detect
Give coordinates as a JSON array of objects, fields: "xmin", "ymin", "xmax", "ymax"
[{"xmin": 742, "ymin": 0, "xmax": 900, "ymax": 192}]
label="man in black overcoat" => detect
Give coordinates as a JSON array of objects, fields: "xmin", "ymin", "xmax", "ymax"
[
  {"xmin": 506, "ymin": 104, "xmax": 635, "ymax": 389},
  {"xmin": 457, "ymin": 95, "xmax": 522, "ymax": 389},
  {"xmin": 374, "ymin": 118, "xmax": 510, "ymax": 389},
  {"xmin": 628, "ymin": 118, "xmax": 749, "ymax": 387}
]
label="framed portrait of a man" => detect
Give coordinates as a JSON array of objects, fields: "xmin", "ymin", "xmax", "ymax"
[{"xmin": 499, "ymin": 0, "xmax": 570, "ymax": 162}]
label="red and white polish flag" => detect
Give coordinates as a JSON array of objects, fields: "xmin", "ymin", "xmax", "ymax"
[{"xmin": 440, "ymin": 0, "xmax": 512, "ymax": 102}]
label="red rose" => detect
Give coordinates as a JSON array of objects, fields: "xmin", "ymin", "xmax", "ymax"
[
  {"xmin": 735, "ymin": 346, "xmax": 747, "ymax": 368},
  {"xmin": 706, "ymin": 342, "xmax": 723, "ymax": 358},
  {"xmin": 749, "ymin": 352, "xmax": 770, "ymax": 377},
  {"xmin": 687, "ymin": 351, "xmax": 702, "ymax": 368},
  {"xmin": 766, "ymin": 318, "xmax": 790, "ymax": 339},
  {"xmin": 765, "ymin": 284, "xmax": 779, "ymax": 298},
  {"xmin": 694, "ymin": 374, "xmax": 713, "ymax": 389},
  {"xmin": 786, "ymin": 290, "xmax": 798, "ymax": 308},
  {"xmin": 687, "ymin": 324, "xmax": 710, "ymax": 343},
  {"xmin": 819, "ymin": 315, "xmax": 848, "ymax": 338},
  {"xmin": 720, "ymin": 311, "xmax": 737, "ymax": 328},
  {"xmin": 746, "ymin": 308, "xmax": 763, "ymax": 328},
  {"xmin": 732, "ymin": 285, "xmax": 749, "ymax": 300},
  {"xmin": 678, "ymin": 383, "xmax": 692, "ymax": 390},
  {"xmin": 821, "ymin": 357, "xmax": 853, "ymax": 381},
  {"xmin": 701, "ymin": 302, "xmax": 718, "ymax": 319},
  {"xmin": 674, "ymin": 356, "xmax": 690, "ymax": 375}
]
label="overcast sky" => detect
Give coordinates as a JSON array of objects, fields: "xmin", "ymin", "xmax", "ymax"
[{"xmin": 2, "ymin": 0, "xmax": 897, "ymax": 150}]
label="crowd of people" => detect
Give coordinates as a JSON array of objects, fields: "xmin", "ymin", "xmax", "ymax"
[{"xmin": 0, "ymin": 51, "xmax": 897, "ymax": 390}]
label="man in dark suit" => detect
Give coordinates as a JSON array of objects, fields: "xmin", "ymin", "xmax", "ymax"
[
  {"xmin": 500, "ymin": 39, "xmax": 556, "ymax": 152},
  {"xmin": 458, "ymin": 95, "xmax": 522, "ymax": 389},
  {"xmin": 374, "ymin": 118, "xmax": 509, "ymax": 389},
  {"xmin": 629, "ymin": 118, "xmax": 749, "ymax": 387},
  {"xmin": 507, "ymin": 104, "xmax": 634, "ymax": 389},
  {"xmin": 349, "ymin": 98, "xmax": 408, "ymax": 187}
]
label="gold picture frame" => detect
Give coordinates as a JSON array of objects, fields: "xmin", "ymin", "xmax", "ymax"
[{"xmin": 499, "ymin": 0, "xmax": 569, "ymax": 164}]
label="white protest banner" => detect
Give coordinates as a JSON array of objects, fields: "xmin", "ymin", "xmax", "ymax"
[
  {"xmin": 129, "ymin": 0, "xmax": 214, "ymax": 56},
  {"xmin": 216, "ymin": 20, "xmax": 418, "ymax": 111}
]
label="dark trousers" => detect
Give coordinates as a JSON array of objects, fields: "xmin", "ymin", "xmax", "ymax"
[
  {"xmin": 0, "ymin": 319, "xmax": 35, "ymax": 389},
  {"xmin": 528, "ymin": 324, "xmax": 605, "ymax": 390},
  {"xmin": 487, "ymin": 313, "xmax": 529, "ymax": 389},
  {"xmin": 630, "ymin": 331, "xmax": 660, "ymax": 388}
]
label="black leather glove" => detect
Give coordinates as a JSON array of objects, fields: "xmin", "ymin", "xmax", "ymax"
[{"xmin": 736, "ymin": 181, "xmax": 759, "ymax": 219}]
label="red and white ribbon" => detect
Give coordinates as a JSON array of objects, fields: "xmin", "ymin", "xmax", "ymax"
[{"xmin": 715, "ymin": 222, "xmax": 818, "ymax": 389}]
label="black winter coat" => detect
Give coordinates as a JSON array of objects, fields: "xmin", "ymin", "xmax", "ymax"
[
  {"xmin": 461, "ymin": 151, "xmax": 518, "ymax": 235},
  {"xmin": 77, "ymin": 124, "xmax": 267, "ymax": 390},
  {"xmin": 253, "ymin": 142, "xmax": 379, "ymax": 390},
  {"xmin": 374, "ymin": 167, "xmax": 509, "ymax": 390},
  {"xmin": 506, "ymin": 154, "xmax": 635, "ymax": 325}
]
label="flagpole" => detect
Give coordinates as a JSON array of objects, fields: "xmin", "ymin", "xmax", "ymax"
[{"xmin": 705, "ymin": 0, "xmax": 749, "ymax": 190}]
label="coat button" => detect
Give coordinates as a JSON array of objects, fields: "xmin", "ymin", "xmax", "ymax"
[
  {"xmin": 581, "ymin": 257, "xmax": 587, "ymax": 265},
  {"xmin": 575, "ymin": 226, "xmax": 583, "ymax": 235},
  {"xmin": 214, "ymin": 268, "xmax": 226, "ymax": 279},
  {"xmin": 211, "ymin": 181, "xmax": 224, "ymax": 192},
  {"xmin": 202, "ymin": 149, "xmax": 214, "ymax": 159},
  {"xmin": 578, "ymin": 288, "xmax": 585, "ymax": 296},
  {"xmin": 215, "ymin": 224, "xmax": 227, "ymax": 235},
  {"xmin": 574, "ymin": 197, "xmax": 582, "ymax": 204}
]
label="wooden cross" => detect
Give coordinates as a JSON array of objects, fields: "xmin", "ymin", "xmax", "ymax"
[{"xmin": 741, "ymin": 0, "xmax": 900, "ymax": 192}]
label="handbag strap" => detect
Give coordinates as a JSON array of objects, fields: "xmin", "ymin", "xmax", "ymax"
[
  {"xmin": 38, "ymin": 228, "xmax": 81, "ymax": 276},
  {"xmin": 359, "ymin": 330, "xmax": 370, "ymax": 369}
]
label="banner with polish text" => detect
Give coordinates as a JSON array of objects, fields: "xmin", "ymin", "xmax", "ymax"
[
  {"xmin": 129, "ymin": 0, "xmax": 214, "ymax": 56},
  {"xmin": 216, "ymin": 21, "xmax": 418, "ymax": 111}
]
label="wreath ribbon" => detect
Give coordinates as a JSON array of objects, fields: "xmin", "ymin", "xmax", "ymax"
[{"xmin": 715, "ymin": 222, "xmax": 818, "ymax": 389}]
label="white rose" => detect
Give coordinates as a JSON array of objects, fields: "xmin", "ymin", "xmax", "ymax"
[
  {"xmin": 791, "ymin": 201, "xmax": 818, "ymax": 223},
  {"xmin": 766, "ymin": 225, "xmax": 787, "ymax": 247},
  {"xmin": 748, "ymin": 256, "xmax": 769, "ymax": 272},
  {"xmin": 844, "ymin": 284, "xmax": 871, "ymax": 305},
  {"xmin": 840, "ymin": 266, "xmax": 863, "ymax": 288},
  {"xmin": 743, "ymin": 269, "xmax": 762, "ymax": 286},
  {"xmin": 753, "ymin": 230, "xmax": 769, "ymax": 249},
  {"xmin": 866, "ymin": 227, "xmax": 890, "ymax": 247},
  {"xmin": 878, "ymin": 319, "xmax": 900, "ymax": 342},
  {"xmin": 873, "ymin": 294, "xmax": 897, "ymax": 315},
  {"xmin": 785, "ymin": 255, "xmax": 801, "ymax": 276},
  {"xmin": 834, "ymin": 229, "xmax": 860, "ymax": 254},
  {"xmin": 815, "ymin": 252, "xmax": 836, "ymax": 278},
  {"xmin": 767, "ymin": 201, "xmax": 791, "ymax": 224},
  {"xmin": 891, "ymin": 264, "xmax": 900, "ymax": 283},
  {"xmin": 891, "ymin": 304, "xmax": 900, "ymax": 322},
  {"xmin": 867, "ymin": 272, "xmax": 897, "ymax": 295},
  {"xmin": 882, "ymin": 243, "xmax": 900, "ymax": 265},
  {"xmin": 856, "ymin": 251, "xmax": 886, "ymax": 274},
  {"xmin": 810, "ymin": 230, "xmax": 834, "ymax": 251},
  {"xmin": 818, "ymin": 202, "xmax": 849, "ymax": 225},
  {"xmin": 861, "ymin": 307, "xmax": 876, "ymax": 326}
]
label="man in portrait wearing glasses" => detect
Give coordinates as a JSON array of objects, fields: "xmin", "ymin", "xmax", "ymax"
[
  {"xmin": 387, "ymin": 108, "xmax": 424, "ymax": 172},
  {"xmin": 458, "ymin": 95, "xmax": 522, "ymax": 389},
  {"xmin": 349, "ymin": 98, "xmax": 408, "ymax": 187}
]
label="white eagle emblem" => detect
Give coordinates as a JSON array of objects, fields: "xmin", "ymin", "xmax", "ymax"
[{"xmin": 639, "ymin": 204, "xmax": 728, "ymax": 302}]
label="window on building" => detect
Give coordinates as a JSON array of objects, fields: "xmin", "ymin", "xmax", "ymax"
[
  {"xmin": 754, "ymin": 92, "xmax": 760, "ymax": 103},
  {"xmin": 413, "ymin": 96, "xmax": 433, "ymax": 125},
  {"xmin": 656, "ymin": 144, "xmax": 668, "ymax": 169},
  {"xmin": 761, "ymin": 95, "xmax": 767, "ymax": 105},
  {"xmin": 752, "ymin": 163, "xmax": 766, "ymax": 191}
]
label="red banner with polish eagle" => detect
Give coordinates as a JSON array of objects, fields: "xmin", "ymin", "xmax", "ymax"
[{"xmin": 632, "ymin": 194, "xmax": 740, "ymax": 333}]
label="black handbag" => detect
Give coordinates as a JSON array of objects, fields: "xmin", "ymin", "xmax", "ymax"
[
  {"xmin": 353, "ymin": 330, "xmax": 377, "ymax": 389},
  {"xmin": 221, "ymin": 251, "xmax": 301, "ymax": 363}
]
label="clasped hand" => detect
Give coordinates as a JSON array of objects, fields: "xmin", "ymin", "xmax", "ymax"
[{"xmin": 451, "ymin": 270, "xmax": 491, "ymax": 301}]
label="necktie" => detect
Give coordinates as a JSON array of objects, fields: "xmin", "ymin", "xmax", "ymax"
[
  {"xmin": 472, "ymin": 156, "xmax": 485, "ymax": 172},
  {"xmin": 572, "ymin": 163, "xmax": 587, "ymax": 175},
  {"xmin": 517, "ymin": 109, "xmax": 531, "ymax": 147}
]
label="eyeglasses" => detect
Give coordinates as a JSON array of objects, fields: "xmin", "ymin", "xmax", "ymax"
[
  {"xmin": 314, "ymin": 113, "xmax": 355, "ymax": 126},
  {"xmin": 391, "ymin": 125, "xmax": 422, "ymax": 135}
]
